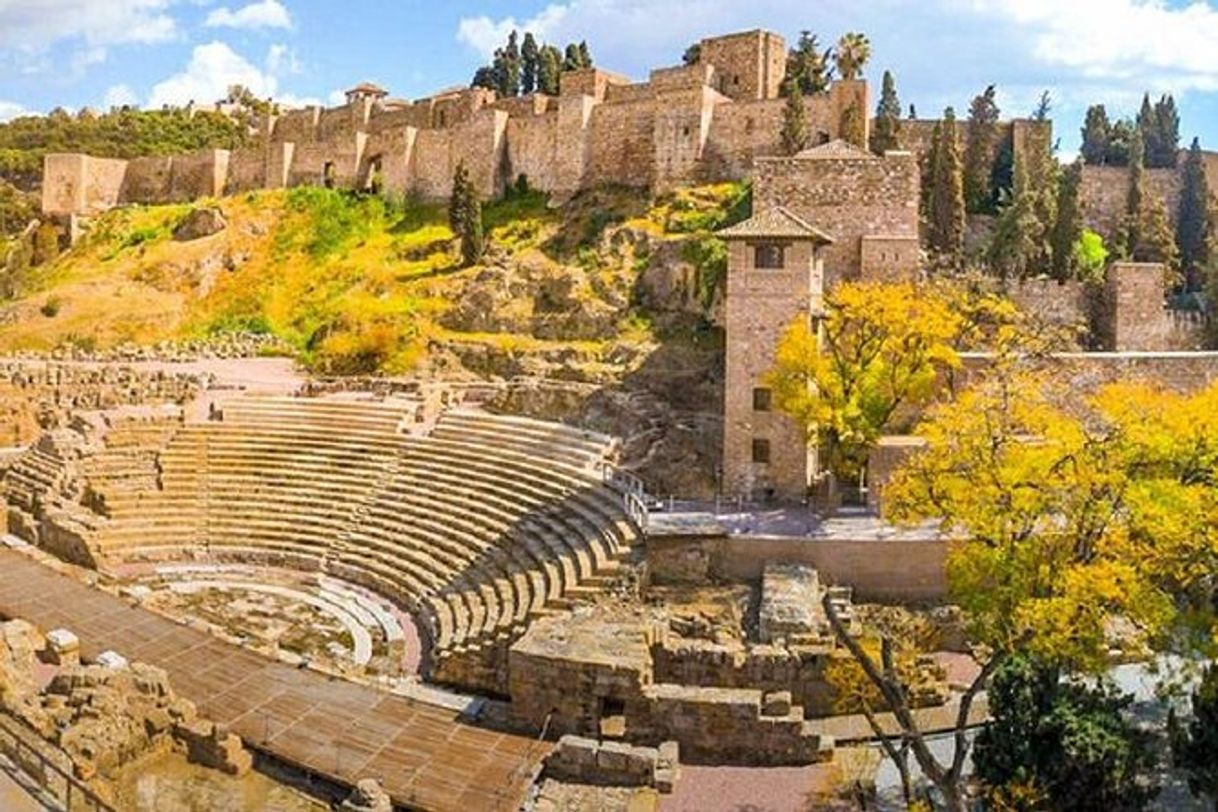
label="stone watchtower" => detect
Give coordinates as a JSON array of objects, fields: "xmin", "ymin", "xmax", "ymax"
[{"xmin": 719, "ymin": 208, "xmax": 833, "ymax": 502}]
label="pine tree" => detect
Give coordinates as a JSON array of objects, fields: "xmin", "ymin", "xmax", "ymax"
[
  {"xmin": 927, "ymin": 108, "xmax": 966, "ymax": 264},
  {"xmin": 1178, "ymin": 137, "xmax": 1210, "ymax": 288},
  {"xmin": 1032, "ymin": 90, "xmax": 1052, "ymax": 122},
  {"xmin": 1108, "ymin": 118, "xmax": 1136, "ymax": 166},
  {"xmin": 538, "ymin": 46, "xmax": 562, "ymax": 95},
  {"xmin": 785, "ymin": 32, "xmax": 832, "ymax": 94},
  {"xmin": 521, "ymin": 33, "xmax": 540, "ymax": 95},
  {"xmin": 963, "ymin": 85, "xmax": 1000, "ymax": 214},
  {"xmin": 870, "ymin": 70, "xmax": 901, "ymax": 155},
  {"xmin": 780, "ymin": 80, "xmax": 810, "ymax": 155},
  {"xmin": 1081, "ymin": 105, "xmax": 1111, "ymax": 166},
  {"xmin": 1050, "ymin": 160, "xmax": 1083, "ymax": 282}
]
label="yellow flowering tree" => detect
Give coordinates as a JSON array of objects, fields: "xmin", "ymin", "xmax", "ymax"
[
  {"xmin": 766, "ymin": 281, "xmax": 964, "ymax": 481},
  {"xmin": 824, "ymin": 370, "xmax": 1218, "ymax": 811}
]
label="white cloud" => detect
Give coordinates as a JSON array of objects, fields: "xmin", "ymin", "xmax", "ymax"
[
  {"xmin": 147, "ymin": 41, "xmax": 316, "ymax": 109},
  {"xmin": 0, "ymin": 100, "xmax": 30, "ymax": 122},
  {"xmin": 103, "ymin": 84, "xmax": 140, "ymax": 109},
  {"xmin": 0, "ymin": 0, "xmax": 177, "ymax": 50},
  {"xmin": 457, "ymin": 4, "xmax": 570, "ymax": 58},
  {"xmin": 966, "ymin": 0, "xmax": 1218, "ymax": 93},
  {"xmin": 204, "ymin": 0, "xmax": 291, "ymax": 31}
]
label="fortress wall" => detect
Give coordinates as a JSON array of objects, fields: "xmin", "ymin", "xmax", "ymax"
[
  {"xmin": 167, "ymin": 149, "xmax": 228, "ymax": 201},
  {"xmin": 583, "ymin": 98, "xmax": 658, "ymax": 189},
  {"xmin": 1006, "ymin": 278, "xmax": 1090, "ymax": 334},
  {"xmin": 410, "ymin": 128, "xmax": 453, "ymax": 199},
  {"xmin": 653, "ymin": 87, "xmax": 719, "ymax": 190},
  {"xmin": 604, "ymin": 83, "xmax": 654, "ymax": 105},
  {"xmin": 491, "ymin": 93, "xmax": 553, "ymax": 118},
  {"xmin": 43, "ymin": 154, "xmax": 128, "ymax": 217},
  {"xmin": 271, "ymin": 106, "xmax": 321, "ymax": 144},
  {"xmin": 366, "ymin": 106, "xmax": 417, "ymax": 134},
  {"xmin": 562, "ymin": 68, "xmax": 631, "ymax": 101},
  {"xmin": 1080, "ymin": 165, "xmax": 1181, "ymax": 241},
  {"xmin": 364, "ymin": 127, "xmax": 416, "ymax": 195},
  {"xmin": 225, "ymin": 146, "xmax": 268, "ymax": 194},
  {"xmin": 755, "ymin": 152, "xmax": 920, "ymax": 286},
  {"xmin": 554, "ymin": 95, "xmax": 594, "ymax": 196},
  {"xmin": 505, "ymin": 111, "xmax": 560, "ymax": 191},
  {"xmin": 121, "ymin": 155, "xmax": 174, "ymax": 204},
  {"xmin": 701, "ymin": 95, "xmax": 835, "ymax": 182},
  {"xmin": 649, "ymin": 63, "xmax": 714, "ymax": 94},
  {"xmin": 317, "ymin": 104, "xmax": 359, "ymax": 142}
]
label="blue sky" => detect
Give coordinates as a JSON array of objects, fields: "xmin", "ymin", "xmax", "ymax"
[{"xmin": 3, "ymin": 0, "xmax": 1218, "ymax": 155}]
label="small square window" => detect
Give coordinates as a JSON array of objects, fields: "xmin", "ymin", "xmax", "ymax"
[
  {"xmin": 752, "ymin": 388, "xmax": 772, "ymax": 412},
  {"xmin": 752, "ymin": 438, "xmax": 771, "ymax": 464},
  {"xmin": 754, "ymin": 243, "xmax": 785, "ymax": 269}
]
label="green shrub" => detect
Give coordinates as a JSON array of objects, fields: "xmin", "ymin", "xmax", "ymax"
[
  {"xmin": 40, "ymin": 295, "xmax": 61, "ymax": 317},
  {"xmin": 684, "ymin": 235, "xmax": 728, "ymax": 308}
]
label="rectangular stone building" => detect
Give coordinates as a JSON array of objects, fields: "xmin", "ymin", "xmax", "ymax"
[{"xmin": 719, "ymin": 208, "xmax": 832, "ymax": 502}]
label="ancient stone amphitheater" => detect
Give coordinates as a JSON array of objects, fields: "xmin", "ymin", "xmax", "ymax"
[{"xmin": 0, "ymin": 387, "xmax": 649, "ymax": 809}]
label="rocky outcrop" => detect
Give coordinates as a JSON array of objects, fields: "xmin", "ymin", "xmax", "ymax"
[
  {"xmin": 341, "ymin": 778, "xmax": 393, "ymax": 812},
  {"xmin": 173, "ymin": 207, "xmax": 227, "ymax": 241}
]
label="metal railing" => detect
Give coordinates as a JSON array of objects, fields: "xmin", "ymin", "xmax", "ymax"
[
  {"xmin": 601, "ymin": 463, "xmax": 649, "ymax": 532},
  {"xmin": 0, "ymin": 710, "xmax": 115, "ymax": 812}
]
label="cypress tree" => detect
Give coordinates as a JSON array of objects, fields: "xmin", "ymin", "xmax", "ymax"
[
  {"xmin": 1136, "ymin": 194, "xmax": 1180, "ymax": 273},
  {"xmin": 870, "ymin": 70, "xmax": 901, "ymax": 155},
  {"xmin": 1137, "ymin": 93, "xmax": 1161, "ymax": 169},
  {"xmin": 449, "ymin": 162, "xmax": 470, "ymax": 236},
  {"xmin": 563, "ymin": 43, "xmax": 582, "ymax": 72},
  {"xmin": 780, "ymin": 79, "xmax": 810, "ymax": 155},
  {"xmin": 1118, "ymin": 129, "xmax": 1146, "ymax": 258},
  {"xmin": 1178, "ymin": 137, "xmax": 1210, "ymax": 288},
  {"xmin": 521, "ymin": 33, "xmax": 540, "ymax": 95},
  {"xmin": 682, "ymin": 43, "xmax": 701, "ymax": 66},
  {"xmin": 538, "ymin": 46, "xmax": 562, "ymax": 95},
  {"xmin": 839, "ymin": 102, "xmax": 865, "ymax": 149},
  {"xmin": 963, "ymin": 85, "xmax": 1000, "ymax": 214},
  {"xmin": 989, "ymin": 165, "xmax": 1040, "ymax": 281},
  {"xmin": 1155, "ymin": 94, "xmax": 1180, "ymax": 168},
  {"xmin": 577, "ymin": 41, "xmax": 592, "ymax": 68},
  {"xmin": 1080, "ymin": 105, "xmax": 1111, "ymax": 166},
  {"xmin": 471, "ymin": 66, "xmax": 497, "ymax": 92},
  {"xmin": 502, "ymin": 31, "xmax": 522, "ymax": 97},
  {"xmin": 450, "ymin": 161, "xmax": 483, "ymax": 266},
  {"xmin": 927, "ymin": 108, "xmax": 966, "ymax": 264},
  {"xmin": 1050, "ymin": 160, "xmax": 1083, "ymax": 282},
  {"xmin": 908, "ymin": 104, "xmax": 917, "ymax": 120}
]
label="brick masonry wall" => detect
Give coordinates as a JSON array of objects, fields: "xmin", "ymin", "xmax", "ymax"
[
  {"xmin": 1080, "ymin": 166, "xmax": 1181, "ymax": 241},
  {"xmin": 754, "ymin": 151, "xmax": 920, "ymax": 286},
  {"xmin": 722, "ymin": 240, "xmax": 822, "ymax": 502}
]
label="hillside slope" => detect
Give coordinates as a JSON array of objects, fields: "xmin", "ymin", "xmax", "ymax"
[{"xmin": 0, "ymin": 184, "xmax": 746, "ymax": 495}]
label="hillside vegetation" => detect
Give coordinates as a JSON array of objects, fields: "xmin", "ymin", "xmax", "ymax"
[{"xmin": 0, "ymin": 182, "xmax": 749, "ymax": 379}]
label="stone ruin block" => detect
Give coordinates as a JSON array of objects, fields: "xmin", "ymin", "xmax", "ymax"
[
  {"xmin": 178, "ymin": 719, "xmax": 253, "ymax": 776},
  {"xmin": 341, "ymin": 778, "xmax": 393, "ymax": 812},
  {"xmin": 546, "ymin": 734, "xmax": 677, "ymax": 792},
  {"xmin": 46, "ymin": 628, "xmax": 80, "ymax": 666}
]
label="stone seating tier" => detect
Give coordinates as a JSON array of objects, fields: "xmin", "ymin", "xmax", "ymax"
[{"xmin": 69, "ymin": 402, "xmax": 641, "ymax": 660}]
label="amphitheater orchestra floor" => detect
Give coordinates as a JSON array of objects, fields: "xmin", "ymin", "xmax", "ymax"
[{"xmin": 0, "ymin": 548, "xmax": 547, "ymax": 811}]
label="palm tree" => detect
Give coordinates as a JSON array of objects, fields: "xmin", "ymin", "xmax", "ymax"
[{"xmin": 834, "ymin": 32, "xmax": 872, "ymax": 81}]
